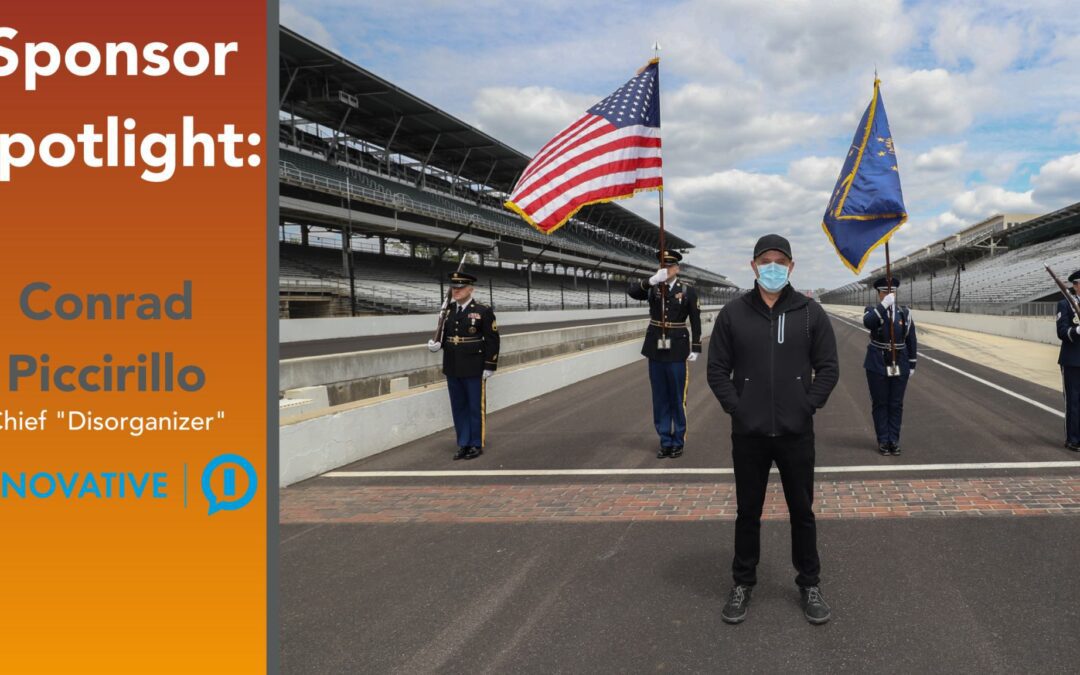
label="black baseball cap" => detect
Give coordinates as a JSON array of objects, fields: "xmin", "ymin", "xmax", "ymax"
[{"xmin": 753, "ymin": 234, "xmax": 792, "ymax": 259}]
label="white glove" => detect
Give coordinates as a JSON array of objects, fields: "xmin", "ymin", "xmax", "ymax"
[
  {"xmin": 482, "ymin": 369, "xmax": 494, "ymax": 380},
  {"xmin": 686, "ymin": 352, "xmax": 699, "ymax": 362},
  {"xmin": 648, "ymin": 268, "xmax": 669, "ymax": 286},
  {"xmin": 440, "ymin": 297, "xmax": 449, "ymax": 310},
  {"xmin": 908, "ymin": 369, "xmax": 915, "ymax": 379},
  {"xmin": 427, "ymin": 340, "xmax": 441, "ymax": 352},
  {"xmin": 881, "ymin": 292, "xmax": 896, "ymax": 309}
]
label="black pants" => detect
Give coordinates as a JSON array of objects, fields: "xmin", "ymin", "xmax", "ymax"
[
  {"xmin": 731, "ymin": 432, "xmax": 820, "ymax": 588},
  {"xmin": 1065, "ymin": 366, "xmax": 1080, "ymax": 445}
]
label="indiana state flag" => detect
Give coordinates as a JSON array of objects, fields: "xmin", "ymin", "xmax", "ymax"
[{"xmin": 822, "ymin": 79, "xmax": 907, "ymax": 274}]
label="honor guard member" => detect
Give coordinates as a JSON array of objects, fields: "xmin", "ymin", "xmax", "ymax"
[
  {"xmin": 627, "ymin": 249, "xmax": 703, "ymax": 458},
  {"xmin": 427, "ymin": 271, "xmax": 500, "ymax": 460},
  {"xmin": 1057, "ymin": 270, "xmax": 1080, "ymax": 452},
  {"xmin": 863, "ymin": 275, "xmax": 917, "ymax": 455}
]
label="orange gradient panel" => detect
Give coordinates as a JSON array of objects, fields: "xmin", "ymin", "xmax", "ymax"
[{"xmin": 0, "ymin": 2, "xmax": 267, "ymax": 672}]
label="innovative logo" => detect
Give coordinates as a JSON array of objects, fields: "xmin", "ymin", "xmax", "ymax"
[
  {"xmin": 200, "ymin": 453, "xmax": 257, "ymax": 515},
  {"xmin": 1, "ymin": 452, "xmax": 258, "ymax": 515}
]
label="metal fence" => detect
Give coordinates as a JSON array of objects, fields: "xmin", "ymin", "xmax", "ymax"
[{"xmin": 825, "ymin": 299, "xmax": 1059, "ymax": 317}]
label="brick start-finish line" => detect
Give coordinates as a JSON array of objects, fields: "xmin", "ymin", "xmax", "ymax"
[{"xmin": 281, "ymin": 476, "xmax": 1080, "ymax": 524}]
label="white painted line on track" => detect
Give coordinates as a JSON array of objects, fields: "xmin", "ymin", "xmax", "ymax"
[
  {"xmin": 918, "ymin": 353, "xmax": 1065, "ymax": 418},
  {"xmin": 829, "ymin": 313, "xmax": 1065, "ymax": 419},
  {"xmin": 322, "ymin": 461, "xmax": 1080, "ymax": 479}
]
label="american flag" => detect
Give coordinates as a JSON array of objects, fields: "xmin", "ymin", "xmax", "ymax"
[{"xmin": 505, "ymin": 60, "xmax": 663, "ymax": 234}]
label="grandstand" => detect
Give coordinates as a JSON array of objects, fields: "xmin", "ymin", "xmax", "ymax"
[
  {"xmin": 278, "ymin": 26, "xmax": 737, "ymax": 318},
  {"xmin": 820, "ymin": 203, "xmax": 1080, "ymax": 315}
]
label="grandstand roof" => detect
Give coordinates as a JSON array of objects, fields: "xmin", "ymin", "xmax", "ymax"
[
  {"xmin": 279, "ymin": 26, "xmax": 693, "ymax": 251},
  {"xmin": 1006, "ymin": 201, "xmax": 1080, "ymax": 248}
]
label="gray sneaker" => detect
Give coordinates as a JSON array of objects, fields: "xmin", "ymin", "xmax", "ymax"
[
  {"xmin": 721, "ymin": 584, "xmax": 752, "ymax": 624},
  {"xmin": 799, "ymin": 586, "xmax": 831, "ymax": 624}
]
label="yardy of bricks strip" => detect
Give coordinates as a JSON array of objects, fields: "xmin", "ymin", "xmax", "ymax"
[{"xmin": 279, "ymin": 476, "xmax": 1080, "ymax": 523}]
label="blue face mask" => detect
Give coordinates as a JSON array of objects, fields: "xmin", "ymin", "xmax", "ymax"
[{"xmin": 757, "ymin": 262, "xmax": 789, "ymax": 292}]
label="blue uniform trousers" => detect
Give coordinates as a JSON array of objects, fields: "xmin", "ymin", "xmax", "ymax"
[
  {"xmin": 866, "ymin": 370, "xmax": 908, "ymax": 445},
  {"xmin": 446, "ymin": 375, "xmax": 484, "ymax": 448},
  {"xmin": 648, "ymin": 360, "xmax": 688, "ymax": 447},
  {"xmin": 1064, "ymin": 366, "xmax": 1080, "ymax": 445}
]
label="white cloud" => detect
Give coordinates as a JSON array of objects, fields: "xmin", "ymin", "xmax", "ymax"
[
  {"xmin": 930, "ymin": 6, "xmax": 1025, "ymax": 75},
  {"xmin": 949, "ymin": 185, "xmax": 1038, "ymax": 221},
  {"xmin": 663, "ymin": 84, "xmax": 832, "ymax": 171},
  {"xmin": 787, "ymin": 156, "xmax": 843, "ymax": 191},
  {"xmin": 281, "ymin": 4, "xmax": 336, "ymax": 50},
  {"xmin": 709, "ymin": 0, "xmax": 913, "ymax": 88},
  {"xmin": 471, "ymin": 86, "xmax": 597, "ymax": 154},
  {"xmin": 1055, "ymin": 111, "xmax": 1080, "ymax": 142},
  {"xmin": 1032, "ymin": 153, "xmax": 1080, "ymax": 208},
  {"xmin": 913, "ymin": 143, "xmax": 966, "ymax": 172},
  {"xmin": 881, "ymin": 69, "xmax": 979, "ymax": 139}
]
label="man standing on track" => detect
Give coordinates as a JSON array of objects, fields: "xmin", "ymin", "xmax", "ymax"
[
  {"xmin": 863, "ymin": 275, "xmax": 918, "ymax": 456},
  {"xmin": 1057, "ymin": 270, "xmax": 1080, "ymax": 452},
  {"xmin": 706, "ymin": 234, "xmax": 839, "ymax": 625},
  {"xmin": 628, "ymin": 249, "xmax": 703, "ymax": 459},
  {"xmin": 428, "ymin": 271, "xmax": 500, "ymax": 460}
]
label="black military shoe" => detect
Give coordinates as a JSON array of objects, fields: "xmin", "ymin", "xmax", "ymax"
[
  {"xmin": 799, "ymin": 586, "xmax": 831, "ymax": 625},
  {"xmin": 657, "ymin": 446, "xmax": 672, "ymax": 459},
  {"xmin": 453, "ymin": 447, "xmax": 469, "ymax": 460},
  {"xmin": 1067, "ymin": 442, "xmax": 1080, "ymax": 452},
  {"xmin": 462, "ymin": 446, "xmax": 483, "ymax": 460},
  {"xmin": 721, "ymin": 584, "xmax": 752, "ymax": 624},
  {"xmin": 669, "ymin": 445, "xmax": 684, "ymax": 458},
  {"xmin": 890, "ymin": 442, "xmax": 901, "ymax": 456},
  {"xmin": 878, "ymin": 443, "xmax": 891, "ymax": 455}
]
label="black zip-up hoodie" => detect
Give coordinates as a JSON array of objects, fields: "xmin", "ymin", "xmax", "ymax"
[{"xmin": 707, "ymin": 283, "xmax": 839, "ymax": 437}]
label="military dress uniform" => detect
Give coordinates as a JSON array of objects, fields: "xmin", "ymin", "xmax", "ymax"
[
  {"xmin": 1057, "ymin": 270, "xmax": 1080, "ymax": 452},
  {"xmin": 434, "ymin": 272, "xmax": 500, "ymax": 460},
  {"xmin": 862, "ymin": 275, "xmax": 917, "ymax": 455},
  {"xmin": 627, "ymin": 250, "xmax": 703, "ymax": 457}
]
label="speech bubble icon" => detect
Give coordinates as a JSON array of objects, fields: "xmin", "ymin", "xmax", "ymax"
[{"xmin": 201, "ymin": 453, "xmax": 257, "ymax": 515}]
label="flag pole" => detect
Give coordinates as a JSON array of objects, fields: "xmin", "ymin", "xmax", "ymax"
[
  {"xmin": 653, "ymin": 43, "xmax": 667, "ymax": 347},
  {"xmin": 885, "ymin": 242, "xmax": 899, "ymax": 374}
]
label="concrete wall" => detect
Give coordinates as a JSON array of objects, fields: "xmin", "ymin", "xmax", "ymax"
[
  {"xmin": 281, "ymin": 318, "xmax": 644, "ymax": 391},
  {"xmin": 280, "ymin": 340, "xmax": 638, "ymax": 486},
  {"xmin": 280, "ymin": 316, "xmax": 717, "ymax": 486},
  {"xmin": 822, "ymin": 304, "xmax": 1059, "ymax": 345},
  {"xmin": 281, "ymin": 306, "xmax": 651, "ymax": 343}
]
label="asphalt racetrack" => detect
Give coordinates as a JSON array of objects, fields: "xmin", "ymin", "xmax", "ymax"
[{"xmin": 281, "ymin": 313, "xmax": 1080, "ymax": 673}]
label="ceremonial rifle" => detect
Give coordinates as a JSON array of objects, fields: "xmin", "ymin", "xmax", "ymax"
[
  {"xmin": 432, "ymin": 253, "xmax": 467, "ymax": 343},
  {"xmin": 657, "ymin": 193, "xmax": 670, "ymax": 350},
  {"xmin": 1045, "ymin": 264, "xmax": 1080, "ymax": 323}
]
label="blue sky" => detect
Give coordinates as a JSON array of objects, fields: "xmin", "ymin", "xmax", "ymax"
[{"xmin": 282, "ymin": 0, "xmax": 1080, "ymax": 289}]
